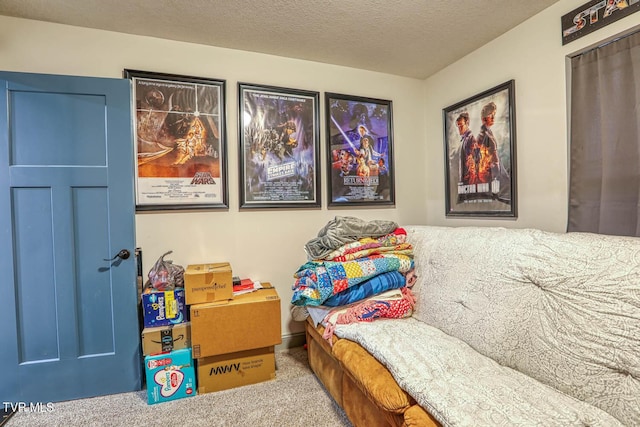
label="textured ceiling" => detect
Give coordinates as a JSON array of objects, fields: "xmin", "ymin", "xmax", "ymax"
[{"xmin": 0, "ymin": 0, "xmax": 561, "ymax": 79}]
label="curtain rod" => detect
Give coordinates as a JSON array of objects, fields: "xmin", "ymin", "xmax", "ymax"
[{"xmin": 568, "ymin": 25, "xmax": 640, "ymax": 58}]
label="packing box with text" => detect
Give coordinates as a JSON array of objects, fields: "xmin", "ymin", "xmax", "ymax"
[
  {"xmin": 196, "ymin": 346, "xmax": 275, "ymax": 394},
  {"xmin": 190, "ymin": 284, "xmax": 281, "ymax": 358},
  {"xmin": 141, "ymin": 322, "xmax": 191, "ymax": 356},
  {"xmin": 184, "ymin": 262, "xmax": 233, "ymax": 305},
  {"xmin": 145, "ymin": 348, "xmax": 196, "ymax": 404},
  {"xmin": 141, "ymin": 288, "xmax": 187, "ymax": 328}
]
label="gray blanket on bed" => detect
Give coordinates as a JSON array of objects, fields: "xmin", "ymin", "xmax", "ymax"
[{"xmin": 304, "ymin": 216, "xmax": 397, "ymax": 260}]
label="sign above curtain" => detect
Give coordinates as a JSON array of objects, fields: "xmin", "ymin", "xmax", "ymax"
[{"xmin": 561, "ymin": 0, "xmax": 640, "ymax": 45}]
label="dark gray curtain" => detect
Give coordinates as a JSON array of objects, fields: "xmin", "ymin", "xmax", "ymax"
[{"xmin": 568, "ymin": 31, "xmax": 640, "ymax": 236}]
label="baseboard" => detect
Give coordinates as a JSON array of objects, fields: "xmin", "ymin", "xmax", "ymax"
[
  {"xmin": 1, "ymin": 408, "xmax": 15, "ymax": 427},
  {"xmin": 276, "ymin": 332, "xmax": 306, "ymax": 350}
]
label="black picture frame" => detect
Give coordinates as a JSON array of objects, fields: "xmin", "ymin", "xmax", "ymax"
[
  {"xmin": 443, "ymin": 80, "xmax": 517, "ymax": 217},
  {"xmin": 238, "ymin": 83, "xmax": 321, "ymax": 209},
  {"xmin": 124, "ymin": 69, "xmax": 228, "ymax": 211},
  {"xmin": 325, "ymin": 93, "xmax": 395, "ymax": 207}
]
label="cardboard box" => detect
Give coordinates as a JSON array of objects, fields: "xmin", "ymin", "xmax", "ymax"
[
  {"xmin": 190, "ymin": 284, "xmax": 281, "ymax": 358},
  {"xmin": 196, "ymin": 346, "xmax": 275, "ymax": 394},
  {"xmin": 184, "ymin": 262, "xmax": 233, "ymax": 305},
  {"xmin": 142, "ymin": 322, "xmax": 191, "ymax": 356},
  {"xmin": 145, "ymin": 348, "xmax": 196, "ymax": 404},
  {"xmin": 141, "ymin": 288, "xmax": 187, "ymax": 328}
]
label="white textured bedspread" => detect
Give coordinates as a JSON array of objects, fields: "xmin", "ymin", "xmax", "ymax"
[
  {"xmin": 336, "ymin": 226, "xmax": 639, "ymax": 426},
  {"xmin": 335, "ymin": 318, "xmax": 624, "ymax": 426}
]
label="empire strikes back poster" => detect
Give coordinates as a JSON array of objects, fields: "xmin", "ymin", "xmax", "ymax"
[{"xmin": 241, "ymin": 86, "xmax": 319, "ymax": 207}]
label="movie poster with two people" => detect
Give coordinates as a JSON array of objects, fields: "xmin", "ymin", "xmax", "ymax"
[{"xmin": 443, "ymin": 80, "xmax": 517, "ymax": 217}]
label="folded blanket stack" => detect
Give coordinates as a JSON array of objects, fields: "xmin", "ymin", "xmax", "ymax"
[{"xmin": 291, "ymin": 216, "xmax": 417, "ymax": 343}]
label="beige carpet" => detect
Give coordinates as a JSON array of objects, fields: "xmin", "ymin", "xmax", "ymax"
[{"xmin": 7, "ymin": 347, "xmax": 352, "ymax": 427}]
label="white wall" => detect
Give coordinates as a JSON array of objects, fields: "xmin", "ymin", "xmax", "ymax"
[
  {"xmin": 4, "ymin": 1, "xmax": 639, "ymax": 338},
  {"xmin": 0, "ymin": 16, "xmax": 427, "ymax": 338},
  {"xmin": 424, "ymin": 0, "xmax": 640, "ymax": 232}
]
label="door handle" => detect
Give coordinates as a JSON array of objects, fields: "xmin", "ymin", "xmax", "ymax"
[{"xmin": 104, "ymin": 249, "xmax": 131, "ymax": 261}]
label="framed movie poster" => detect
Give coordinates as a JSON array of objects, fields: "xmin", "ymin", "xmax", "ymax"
[
  {"xmin": 443, "ymin": 80, "xmax": 517, "ymax": 217},
  {"xmin": 325, "ymin": 93, "xmax": 395, "ymax": 207},
  {"xmin": 125, "ymin": 70, "xmax": 228, "ymax": 211},
  {"xmin": 238, "ymin": 83, "xmax": 320, "ymax": 209}
]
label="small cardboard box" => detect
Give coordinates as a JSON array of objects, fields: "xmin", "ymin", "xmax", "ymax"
[
  {"xmin": 196, "ymin": 346, "xmax": 275, "ymax": 394},
  {"xmin": 145, "ymin": 348, "xmax": 196, "ymax": 404},
  {"xmin": 141, "ymin": 288, "xmax": 187, "ymax": 328},
  {"xmin": 190, "ymin": 284, "xmax": 281, "ymax": 359},
  {"xmin": 184, "ymin": 262, "xmax": 233, "ymax": 305},
  {"xmin": 141, "ymin": 322, "xmax": 191, "ymax": 356}
]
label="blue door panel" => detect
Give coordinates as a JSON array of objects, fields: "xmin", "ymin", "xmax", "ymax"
[
  {"xmin": 10, "ymin": 168, "xmax": 109, "ymax": 186},
  {"xmin": 10, "ymin": 91, "xmax": 107, "ymax": 166},
  {"xmin": 12, "ymin": 187, "xmax": 59, "ymax": 363},
  {"xmin": 0, "ymin": 71, "xmax": 140, "ymax": 403},
  {"xmin": 73, "ymin": 187, "xmax": 115, "ymax": 357}
]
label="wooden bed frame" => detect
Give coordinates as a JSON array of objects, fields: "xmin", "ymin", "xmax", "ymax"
[{"xmin": 304, "ymin": 318, "xmax": 440, "ymax": 427}]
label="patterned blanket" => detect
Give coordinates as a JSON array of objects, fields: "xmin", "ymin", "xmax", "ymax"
[
  {"xmin": 291, "ymin": 253, "xmax": 413, "ymax": 306},
  {"xmin": 323, "ymin": 270, "xmax": 407, "ymax": 307},
  {"xmin": 322, "ymin": 287, "xmax": 416, "ymax": 343},
  {"xmin": 323, "ymin": 228, "xmax": 412, "ymax": 262}
]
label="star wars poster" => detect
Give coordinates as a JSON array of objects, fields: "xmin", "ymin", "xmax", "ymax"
[
  {"xmin": 561, "ymin": 0, "xmax": 640, "ymax": 45},
  {"xmin": 239, "ymin": 84, "xmax": 320, "ymax": 208},
  {"xmin": 443, "ymin": 80, "xmax": 517, "ymax": 217},
  {"xmin": 126, "ymin": 70, "xmax": 227, "ymax": 210},
  {"xmin": 326, "ymin": 93, "xmax": 395, "ymax": 207}
]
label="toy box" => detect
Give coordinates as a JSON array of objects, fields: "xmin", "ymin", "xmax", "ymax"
[
  {"xmin": 141, "ymin": 288, "xmax": 187, "ymax": 328},
  {"xmin": 145, "ymin": 348, "xmax": 196, "ymax": 404}
]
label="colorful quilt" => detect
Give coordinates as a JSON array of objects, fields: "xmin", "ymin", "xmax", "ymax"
[
  {"xmin": 322, "ymin": 286, "xmax": 416, "ymax": 342},
  {"xmin": 323, "ymin": 228, "xmax": 412, "ymax": 262},
  {"xmin": 323, "ymin": 270, "xmax": 407, "ymax": 307},
  {"xmin": 291, "ymin": 253, "xmax": 413, "ymax": 306},
  {"xmin": 327, "ymin": 242, "xmax": 413, "ymax": 263}
]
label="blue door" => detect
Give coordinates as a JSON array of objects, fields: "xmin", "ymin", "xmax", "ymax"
[{"xmin": 0, "ymin": 71, "xmax": 141, "ymax": 402}]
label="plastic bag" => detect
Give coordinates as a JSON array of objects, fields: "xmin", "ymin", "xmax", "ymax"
[{"xmin": 143, "ymin": 251, "xmax": 184, "ymax": 292}]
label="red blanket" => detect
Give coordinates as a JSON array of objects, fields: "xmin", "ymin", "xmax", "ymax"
[{"xmin": 322, "ymin": 286, "xmax": 416, "ymax": 343}]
